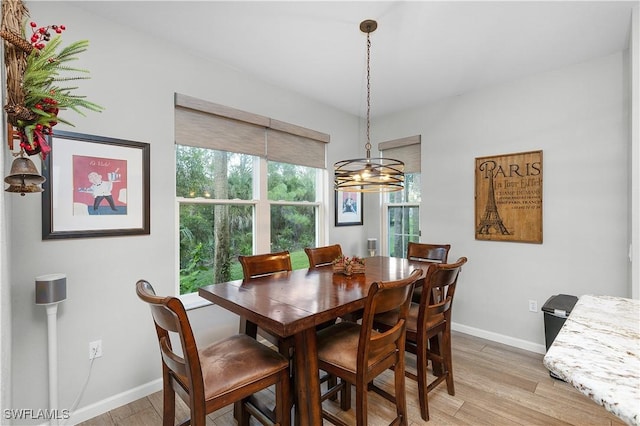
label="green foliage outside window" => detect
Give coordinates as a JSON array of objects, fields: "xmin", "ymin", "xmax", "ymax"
[{"xmin": 177, "ymin": 146, "xmax": 318, "ymax": 294}]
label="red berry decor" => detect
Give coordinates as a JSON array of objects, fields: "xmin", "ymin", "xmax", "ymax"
[{"xmin": 28, "ymin": 21, "xmax": 65, "ymax": 50}]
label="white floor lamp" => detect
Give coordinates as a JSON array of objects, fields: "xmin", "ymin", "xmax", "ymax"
[{"xmin": 35, "ymin": 273, "xmax": 67, "ymax": 426}]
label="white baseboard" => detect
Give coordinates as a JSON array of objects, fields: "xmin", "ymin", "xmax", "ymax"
[
  {"xmin": 452, "ymin": 322, "xmax": 546, "ymax": 354},
  {"xmin": 65, "ymin": 378, "xmax": 162, "ymax": 425}
]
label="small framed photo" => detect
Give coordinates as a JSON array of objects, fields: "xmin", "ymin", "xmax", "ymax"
[
  {"xmin": 42, "ymin": 131, "xmax": 150, "ymax": 239},
  {"xmin": 335, "ymin": 190, "xmax": 363, "ymax": 226}
]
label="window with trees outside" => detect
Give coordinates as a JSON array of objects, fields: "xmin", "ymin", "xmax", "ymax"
[
  {"xmin": 380, "ymin": 135, "xmax": 421, "ymax": 258},
  {"xmin": 175, "ymin": 94, "xmax": 329, "ymax": 296},
  {"xmin": 385, "ymin": 173, "xmax": 421, "ymax": 257}
]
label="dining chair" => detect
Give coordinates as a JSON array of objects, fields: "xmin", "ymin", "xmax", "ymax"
[
  {"xmin": 406, "ymin": 242, "xmax": 451, "ymax": 263},
  {"xmin": 238, "ymin": 250, "xmax": 292, "ymax": 280},
  {"xmin": 303, "ymin": 244, "xmax": 344, "ymax": 394},
  {"xmin": 374, "ymin": 257, "xmax": 467, "ymax": 421},
  {"xmin": 315, "ymin": 268, "xmax": 424, "ymax": 426},
  {"xmin": 304, "ymin": 244, "xmax": 343, "ymax": 268},
  {"xmin": 406, "ymin": 242, "xmax": 451, "ymax": 303},
  {"xmin": 135, "ymin": 280, "xmax": 291, "ymax": 426},
  {"xmin": 237, "ymin": 251, "xmax": 294, "ymax": 353}
]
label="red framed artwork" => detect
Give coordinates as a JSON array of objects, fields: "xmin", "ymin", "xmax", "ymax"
[{"xmin": 42, "ymin": 131, "xmax": 150, "ymax": 239}]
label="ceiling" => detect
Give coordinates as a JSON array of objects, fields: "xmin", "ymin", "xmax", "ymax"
[{"xmin": 72, "ymin": 1, "xmax": 638, "ymax": 118}]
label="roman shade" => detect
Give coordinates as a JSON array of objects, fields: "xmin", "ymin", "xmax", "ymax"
[
  {"xmin": 378, "ymin": 135, "xmax": 421, "ymax": 174},
  {"xmin": 175, "ymin": 93, "xmax": 329, "ymax": 169}
]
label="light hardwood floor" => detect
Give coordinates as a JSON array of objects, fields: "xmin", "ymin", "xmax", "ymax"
[{"xmin": 78, "ymin": 331, "xmax": 625, "ymax": 425}]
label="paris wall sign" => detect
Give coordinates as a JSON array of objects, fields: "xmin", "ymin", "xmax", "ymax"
[{"xmin": 475, "ymin": 150, "xmax": 543, "ymax": 243}]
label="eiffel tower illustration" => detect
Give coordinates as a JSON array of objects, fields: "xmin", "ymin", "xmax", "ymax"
[{"xmin": 477, "ymin": 172, "xmax": 510, "ymax": 235}]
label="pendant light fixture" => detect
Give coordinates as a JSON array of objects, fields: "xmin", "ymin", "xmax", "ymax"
[{"xmin": 334, "ymin": 19, "xmax": 404, "ymax": 192}]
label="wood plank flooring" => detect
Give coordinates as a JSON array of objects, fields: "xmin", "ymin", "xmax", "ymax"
[{"xmin": 77, "ymin": 331, "xmax": 626, "ymax": 425}]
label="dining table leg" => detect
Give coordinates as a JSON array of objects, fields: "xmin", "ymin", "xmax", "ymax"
[{"xmin": 293, "ymin": 327, "xmax": 323, "ymax": 426}]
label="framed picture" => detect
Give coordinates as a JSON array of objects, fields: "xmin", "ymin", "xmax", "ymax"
[
  {"xmin": 42, "ymin": 131, "xmax": 150, "ymax": 239},
  {"xmin": 475, "ymin": 150, "xmax": 543, "ymax": 243},
  {"xmin": 335, "ymin": 190, "xmax": 363, "ymax": 226}
]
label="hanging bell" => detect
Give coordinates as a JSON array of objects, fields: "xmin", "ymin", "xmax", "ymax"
[{"xmin": 4, "ymin": 156, "xmax": 45, "ymax": 196}]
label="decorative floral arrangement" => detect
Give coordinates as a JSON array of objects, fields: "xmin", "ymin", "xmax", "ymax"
[
  {"xmin": 1, "ymin": 17, "xmax": 103, "ymax": 159},
  {"xmin": 332, "ymin": 255, "xmax": 366, "ymax": 276}
]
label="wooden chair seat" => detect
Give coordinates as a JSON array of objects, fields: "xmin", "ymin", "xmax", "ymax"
[
  {"xmin": 198, "ymin": 335, "xmax": 288, "ymax": 399},
  {"xmin": 317, "ymin": 322, "xmax": 398, "ymax": 373},
  {"xmin": 136, "ymin": 280, "xmax": 291, "ymax": 426}
]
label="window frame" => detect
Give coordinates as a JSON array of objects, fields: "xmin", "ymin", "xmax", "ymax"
[
  {"xmin": 176, "ymin": 152, "xmax": 328, "ymax": 307},
  {"xmin": 381, "ymin": 200, "xmax": 421, "ymax": 257}
]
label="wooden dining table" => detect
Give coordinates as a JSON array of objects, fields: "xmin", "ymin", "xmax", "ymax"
[{"xmin": 198, "ymin": 255, "xmax": 431, "ymax": 426}]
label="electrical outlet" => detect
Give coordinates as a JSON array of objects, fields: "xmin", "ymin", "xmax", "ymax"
[
  {"xmin": 528, "ymin": 300, "xmax": 538, "ymax": 313},
  {"xmin": 89, "ymin": 340, "xmax": 103, "ymax": 359}
]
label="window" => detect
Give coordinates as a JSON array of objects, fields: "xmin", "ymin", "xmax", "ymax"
[
  {"xmin": 380, "ymin": 136, "xmax": 421, "ymax": 258},
  {"xmin": 175, "ymin": 94, "xmax": 329, "ymax": 295}
]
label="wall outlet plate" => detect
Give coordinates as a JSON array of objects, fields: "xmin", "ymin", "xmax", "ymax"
[{"xmin": 89, "ymin": 340, "xmax": 103, "ymax": 359}]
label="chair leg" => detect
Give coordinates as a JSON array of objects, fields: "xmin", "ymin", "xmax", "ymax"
[
  {"xmin": 417, "ymin": 337, "xmax": 430, "ymax": 421},
  {"xmin": 429, "ymin": 334, "xmax": 444, "ymax": 376},
  {"xmin": 340, "ymin": 379, "xmax": 351, "ymax": 411},
  {"xmin": 355, "ymin": 381, "xmax": 368, "ymax": 426},
  {"xmin": 162, "ymin": 379, "xmax": 176, "ymax": 426},
  {"xmin": 237, "ymin": 399, "xmax": 250, "ymax": 426},
  {"xmin": 327, "ymin": 374, "xmax": 338, "ymax": 401},
  {"xmin": 443, "ymin": 330, "xmax": 455, "ymax": 395},
  {"xmin": 275, "ymin": 369, "xmax": 291, "ymax": 426},
  {"xmin": 394, "ymin": 355, "xmax": 409, "ymax": 426}
]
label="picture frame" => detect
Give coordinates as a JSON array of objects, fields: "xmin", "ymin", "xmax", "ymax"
[
  {"xmin": 42, "ymin": 131, "xmax": 150, "ymax": 239},
  {"xmin": 475, "ymin": 150, "xmax": 543, "ymax": 243},
  {"xmin": 335, "ymin": 190, "xmax": 363, "ymax": 226}
]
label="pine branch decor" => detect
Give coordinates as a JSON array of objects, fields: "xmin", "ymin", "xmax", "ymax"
[{"xmin": 2, "ymin": 20, "xmax": 104, "ymax": 158}]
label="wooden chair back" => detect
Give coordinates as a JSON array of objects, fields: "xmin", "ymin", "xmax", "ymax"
[
  {"xmin": 407, "ymin": 242, "xmax": 451, "ymax": 303},
  {"xmin": 136, "ymin": 280, "xmax": 208, "ymax": 423},
  {"xmin": 238, "ymin": 250, "xmax": 292, "ymax": 280},
  {"xmin": 407, "ymin": 242, "xmax": 451, "ymax": 263},
  {"xmin": 359, "ymin": 268, "xmax": 424, "ymax": 363},
  {"xmin": 304, "ymin": 244, "xmax": 343, "ymax": 268},
  {"xmin": 417, "ymin": 257, "xmax": 467, "ymax": 326},
  {"xmin": 316, "ymin": 268, "xmax": 424, "ymax": 425}
]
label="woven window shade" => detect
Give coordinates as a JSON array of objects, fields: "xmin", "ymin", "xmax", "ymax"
[
  {"xmin": 175, "ymin": 107, "xmax": 266, "ymax": 156},
  {"xmin": 379, "ymin": 135, "xmax": 421, "ymax": 174},
  {"xmin": 175, "ymin": 93, "xmax": 329, "ymax": 169},
  {"xmin": 267, "ymin": 119, "xmax": 328, "ymax": 169}
]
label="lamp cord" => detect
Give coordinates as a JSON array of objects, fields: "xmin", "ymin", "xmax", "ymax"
[{"xmin": 59, "ymin": 350, "xmax": 97, "ymax": 425}]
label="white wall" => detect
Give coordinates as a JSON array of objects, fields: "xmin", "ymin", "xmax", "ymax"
[
  {"xmin": 6, "ymin": 2, "xmax": 360, "ymax": 423},
  {"xmin": 374, "ymin": 52, "xmax": 630, "ymax": 351},
  {"xmin": 631, "ymin": 5, "xmax": 639, "ymax": 299},
  {"xmin": 2, "ymin": 1, "xmax": 632, "ymax": 424}
]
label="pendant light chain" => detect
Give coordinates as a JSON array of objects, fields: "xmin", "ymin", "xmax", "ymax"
[
  {"xmin": 333, "ymin": 19, "xmax": 404, "ymax": 192},
  {"xmin": 365, "ymin": 31, "xmax": 372, "ymax": 158}
]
